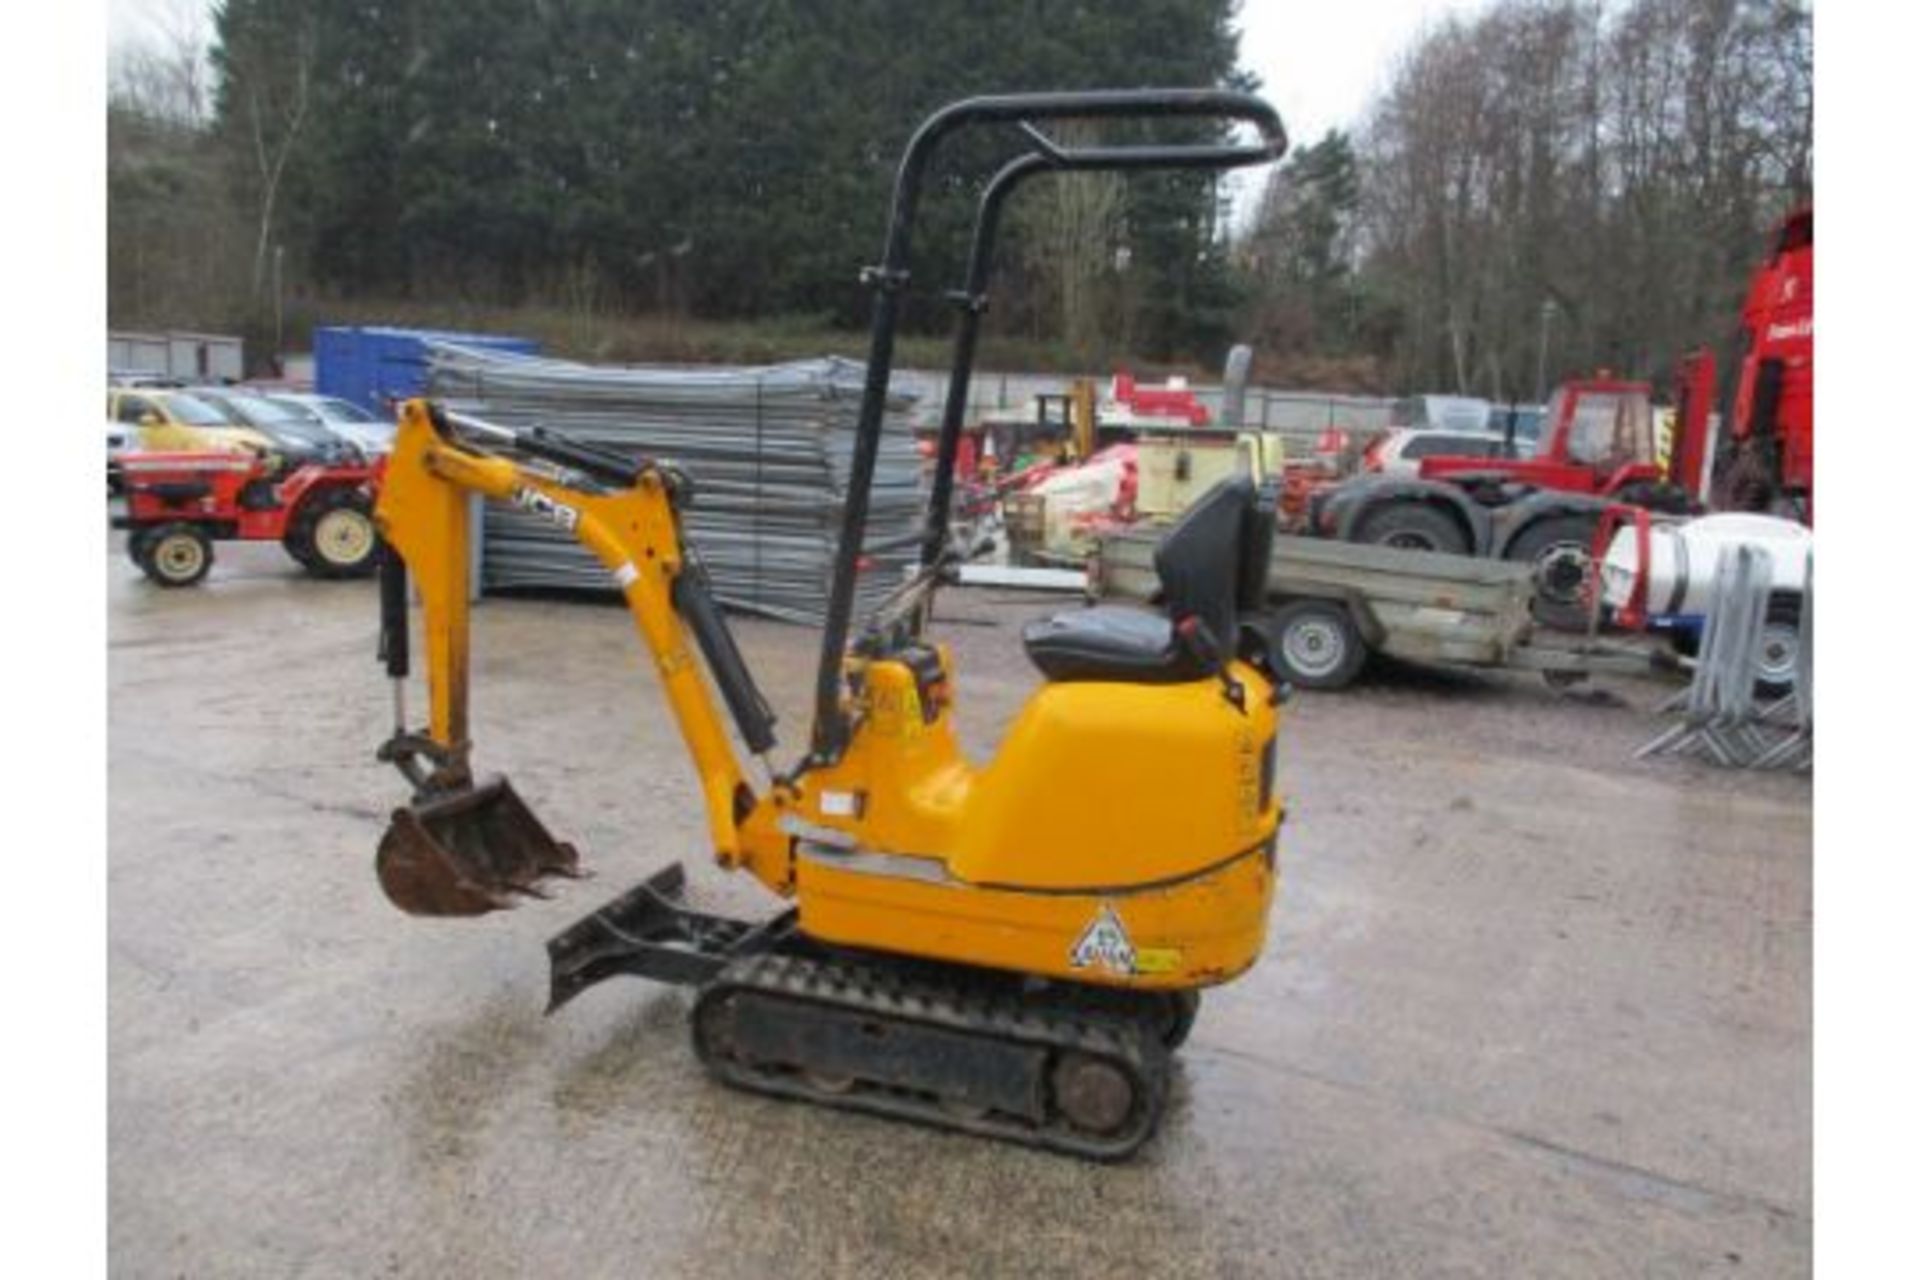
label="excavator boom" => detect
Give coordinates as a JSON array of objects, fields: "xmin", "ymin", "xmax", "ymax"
[{"xmin": 371, "ymin": 401, "xmax": 785, "ymax": 914}]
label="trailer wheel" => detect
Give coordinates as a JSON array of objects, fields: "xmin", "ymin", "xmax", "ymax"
[
  {"xmin": 1754, "ymin": 594, "xmax": 1802, "ymax": 698},
  {"xmin": 1505, "ymin": 514, "xmax": 1599, "ymax": 632},
  {"xmin": 138, "ymin": 523, "xmax": 213, "ymax": 587},
  {"xmin": 287, "ymin": 488, "xmax": 379, "ymax": 579},
  {"xmin": 1267, "ymin": 600, "xmax": 1366, "ymax": 690},
  {"xmin": 1353, "ymin": 502, "xmax": 1469, "ymax": 555}
]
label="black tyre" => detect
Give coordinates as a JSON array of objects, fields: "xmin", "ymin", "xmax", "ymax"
[
  {"xmin": 286, "ymin": 487, "xmax": 379, "ymax": 578},
  {"xmin": 124, "ymin": 526, "xmax": 154, "ymax": 568},
  {"xmin": 1353, "ymin": 502, "xmax": 1469, "ymax": 555},
  {"xmin": 137, "ymin": 522, "xmax": 213, "ymax": 587},
  {"xmin": 1505, "ymin": 514, "xmax": 1600, "ymax": 632},
  {"xmin": 280, "ymin": 534, "xmax": 318, "ymax": 569},
  {"xmin": 1266, "ymin": 599, "xmax": 1367, "ymax": 690},
  {"xmin": 280, "ymin": 519, "xmax": 320, "ymax": 569},
  {"xmin": 1754, "ymin": 593, "xmax": 1802, "ymax": 698}
]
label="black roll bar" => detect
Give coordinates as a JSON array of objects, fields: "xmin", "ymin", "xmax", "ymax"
[
  {"xmin": 809, "ymin": 89, "xmax": 1288, "ymax": 763},
  {"xmin": 919, "ymin": 139, "xmax": 1281, "ymax": 573}
]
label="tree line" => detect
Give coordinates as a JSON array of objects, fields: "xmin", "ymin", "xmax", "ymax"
[
  {"xmin": 112, "ymin": 0, "xmax": 1248, "ymax": 370},
  {"xmin": 1244, "ymin": 0, "xmax": 1812, "ymax": 398},
  {"xmin": 110, "ymin": 0, "xmax": 1811, "ymax": 392}
]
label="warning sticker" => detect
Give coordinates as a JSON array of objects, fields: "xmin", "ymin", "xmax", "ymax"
[
  {"xmin": 1069, "ymin": 905, "xmax": 1137, "ymax": 977},
  {"xmin": 1133, "ymin": 947, "xmax": 1183, "ymax": 976},
  {"xmin": 512, "ymin": 486, "xmax": 580, "ymax": 532}
]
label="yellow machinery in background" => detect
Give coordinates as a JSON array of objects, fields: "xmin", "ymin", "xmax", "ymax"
[
  {"xmin": 1135, "ymin": 428, "xmax": 1286, "ymax": 521},
  {"xmin": 368, "ymin": 90, "xmax": 1289, "ymax": 1158},
  {"xmin": 1134, "ymin": 342, "xmax": 1285, "ymax": 521}
]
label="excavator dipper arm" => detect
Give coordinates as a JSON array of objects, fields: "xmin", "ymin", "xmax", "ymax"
[{"xmin": 371, "ymin": 399, "xmax": 786, "ymax": 914}]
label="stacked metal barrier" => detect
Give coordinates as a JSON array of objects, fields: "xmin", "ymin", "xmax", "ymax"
[
  {"xmin": 425, "ymin": 343, "xmax": 924, "ymax": 625},
  {"xmin": 1638, "ymin": 546, "xmax": 1812, "ymax": 770}
]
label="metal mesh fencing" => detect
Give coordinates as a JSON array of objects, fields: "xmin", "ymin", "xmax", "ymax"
[
  {"xmin": 1637, "ymin": 546, "xmax": 1811, "ymax": 770},
  {"xmin": 426, "ymin": 344, "xmax": 924, "ymax": 625}
]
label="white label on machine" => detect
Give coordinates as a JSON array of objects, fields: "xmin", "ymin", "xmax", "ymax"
[
  {"xmin": 1069, "ymin": 905, "xmax": 1137, "ymax": 977},
  {"xmin": 1410, "ymin": 606, "xmax": 1467, "ymax": 629},
  {"xmin": 819, "ymin": 791, "xmax": 860, "ymax": 817},
  {"xmin": 512, "ymin": 486, "xmax": 580, "ymax": 532}
]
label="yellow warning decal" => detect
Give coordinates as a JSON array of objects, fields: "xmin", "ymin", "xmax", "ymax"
[{"xmin": 1133, "ymin": 947, "xmax": 1183, "ymax": 975}]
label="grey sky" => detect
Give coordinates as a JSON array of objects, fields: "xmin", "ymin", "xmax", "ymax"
[
  {"xmin": 1227, "ymin": 0, "xmax": 1484, "ymax": 222},
  {"xmin": 1237, "ymin": 0, "xmax": 1482, "ymax": 144},
  {"xmin": 108, "ymin": 0, "xmax": 204, "ymax": 52}
]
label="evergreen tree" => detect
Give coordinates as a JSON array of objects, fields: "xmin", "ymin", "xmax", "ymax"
[{"xmin": 205, "ymin": 0, "xmax": 1251, "ymax": 360}]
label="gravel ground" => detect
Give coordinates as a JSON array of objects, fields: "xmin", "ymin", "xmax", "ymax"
[{"xmin": 109, "ymin": 538, "xmax": 1810, "ymax": 1278}]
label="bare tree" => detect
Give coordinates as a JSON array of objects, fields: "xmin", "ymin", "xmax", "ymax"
[
  {"xmin": 108, "ymin": 0, "xmax": 211, "ymax": 125},
  {"xmin": 244, "ymin": 24, "xmax": 313, "ymax": 306},
  {"xmin": 210, "ymin": 3, "xmax": 318, "ymax": 313},
  {"xmin": 1326, "ymin": 0, "xmax": 1810, "ymax": 398},
  {"xmin": 1015, "ymin": 123, "xmax": 1126, "ymax": 359},
  {"xmin": 108, "ymin": 2, "xmax": 255, "ymax": 331}
]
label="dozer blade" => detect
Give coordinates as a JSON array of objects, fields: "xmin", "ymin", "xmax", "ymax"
[{"xmin": 376, "ymin": 777, "xmax": 584, "ymax": 916}]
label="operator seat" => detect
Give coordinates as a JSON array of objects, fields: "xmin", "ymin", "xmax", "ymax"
[{"xmin": 1022, "ymin": 474, "xmax": 1266, "ymax": 683}]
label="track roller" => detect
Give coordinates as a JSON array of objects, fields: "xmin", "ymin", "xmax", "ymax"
[{"xmin": 691, "ymin": 952, "xmax": 1170, "ymax": 1160}]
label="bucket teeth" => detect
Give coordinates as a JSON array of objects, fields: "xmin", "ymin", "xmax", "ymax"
[{"xmin": 375, "ymin": 776, "xmax": 582, "ymax": 917}]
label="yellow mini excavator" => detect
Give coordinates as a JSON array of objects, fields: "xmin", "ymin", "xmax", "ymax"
[{"xmin": 370, "ymin": 90, "xmax": 1290, "ymax": 1158}]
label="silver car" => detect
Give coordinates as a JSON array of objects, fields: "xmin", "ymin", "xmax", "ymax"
[
  {"xmin": 1362, "ymin": 427, "xmax": 1515, "ymax": 476},
  {"xmin": 267, "ymin": 393, "xmax": 397, "ymax": 455}
]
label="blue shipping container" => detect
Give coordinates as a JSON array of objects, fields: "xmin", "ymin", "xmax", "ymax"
[{"xmin": 313, "ymin": 326, "xmax": 539, "ymax": 415}]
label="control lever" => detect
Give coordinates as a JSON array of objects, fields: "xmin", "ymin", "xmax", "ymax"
[{"xmin": 1175, "ymin": 616, "xmax": 1246, "ymax": 713}]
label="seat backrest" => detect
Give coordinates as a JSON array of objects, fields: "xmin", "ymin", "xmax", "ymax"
[
  {"xmin": 1238, "ymin": 477, "xmax": 1279, "ymax": 615},
  {"xmin": 1153, "ymin": 474, "xmax": 1255, "ymax": 665}
]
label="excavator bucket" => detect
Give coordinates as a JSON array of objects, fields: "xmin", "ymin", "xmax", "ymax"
[{"xmin": 376, "ymin": 777, "xmax": 584, "ymax": 916}]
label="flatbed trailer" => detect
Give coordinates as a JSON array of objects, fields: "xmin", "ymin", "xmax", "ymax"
[{"xmin": 1088, "ymin": 529, "xmax": 1681, "ymax": 691}]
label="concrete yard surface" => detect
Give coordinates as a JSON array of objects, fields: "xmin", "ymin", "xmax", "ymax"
[{"xmin": 109, "ymin": 541, "xmax": 1811, "ymax": 1278}]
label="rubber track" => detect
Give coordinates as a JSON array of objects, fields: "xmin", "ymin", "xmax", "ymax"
[{"xmin": 691, "ymin": 951, "xmax": 1170, "ymax": 1160}]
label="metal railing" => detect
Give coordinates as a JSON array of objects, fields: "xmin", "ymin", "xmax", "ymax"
[{"xmin": 1637, "ymin": 545, "xmax": 1812, "ymax": 771}]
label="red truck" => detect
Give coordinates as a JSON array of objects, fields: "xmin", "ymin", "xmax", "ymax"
[
  {"xmin": 1681, "ymin": 205, "xmax": 1813, "ymax": 523},
  {"xmin": 1315, "ymin": 204, "xmax": 1813, "ymax": 629}
]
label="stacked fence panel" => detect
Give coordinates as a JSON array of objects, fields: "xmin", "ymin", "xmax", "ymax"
[{"xmin": 426, "ymin": 343, "xmax": 923, "ymax": 625}]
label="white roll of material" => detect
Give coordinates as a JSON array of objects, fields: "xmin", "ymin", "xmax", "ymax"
[{"xmin": 1600, "ymin": 512, "xmax": 1811, "ymax": 617}]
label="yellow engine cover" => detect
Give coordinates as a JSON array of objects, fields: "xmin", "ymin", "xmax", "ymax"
[
  {"xmin": 952, "ymin": 676, "xmax": 1273, "ymax": 889},
  {"xmin": 784, "ymin": 655, "xmax": 1284, "ymax": 989}
]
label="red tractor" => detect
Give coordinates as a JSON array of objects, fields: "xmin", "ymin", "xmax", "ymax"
[
  {"xmin": 1311, "ymin": 374, "xmax": 1691, "ymax": 628},
  {"xmin": 116, "ymin": 452, "xmax": 382, "ymax": 587}
]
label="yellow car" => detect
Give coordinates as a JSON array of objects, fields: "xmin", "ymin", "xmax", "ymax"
[{"xmin": 107, "ymin": 388, "xmax": 276, "ymax": 456}]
